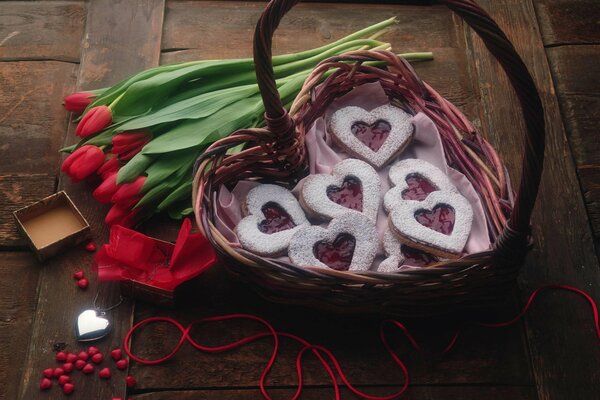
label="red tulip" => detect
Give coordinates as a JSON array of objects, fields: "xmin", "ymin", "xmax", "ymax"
[
  {"xmin": 111, "ymin": 176, "xmax": 146, "ymax": 207},
  {"xmin": 105, "ymin": 204, "xmax": 141, "ymax": 227},
  {"xmin": 61, "ymin": 145, "xmax": 105, "ymax": 182},
  {"xmin": 64, "ymin": 91, "xmax": 95, "ymax": 113},
  {"xmin": 76, "ymin": 106, "xmax": 112, "ymax": 138},
  {"xmin": 93, "ymin": 173, "xmax": 118, "ymax": 204},
  {"xmin": 97, "ymin": 155, "xmax": 121, "ymax": 180},
  {"xmin": 111, "ymin": 131, "xmax": 151, "ymax": 161}
]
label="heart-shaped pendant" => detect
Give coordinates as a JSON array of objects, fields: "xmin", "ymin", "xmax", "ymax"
[
  {"xmin": 75, "ymin": 309, "xmax": 111, "ymax": 342},
  {"xmin": 389, "ymin": 191, "xmax": 473, "ymax": 259},
  {"xmin": 288, "ymin": 212, "xmax": 377, "ymax": 271},
  {"xmin": 237, "ymin": 184, "xmax": 309, "ymax": 256},
  {"xmin": 329, "ymin": 105, "xmax": 414, "ymax": 168},
  {"xmin": 301, "ymin": 158, "xmax": 380, "ymax": 222},
  {"xmin": 384, "ymin": 159, "xmax": 457, "ymax": 212}
]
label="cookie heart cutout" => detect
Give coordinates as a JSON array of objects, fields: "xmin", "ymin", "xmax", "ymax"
[
  {"xmin": 384, "ymin": 159, "xmax": 457, "ymax": 212},
  {"xmin": 313, "ymin": 233, "xmax": 356, "ymax": 271},
  {"xmin": 301, "ymin": 158, "xmax": 380, "ymax": 221},
  {"xmin": 389, "ymin": 191, "xmax": 473, "ymax": 258},
  {"xmin": 289, "ymin": 213, "xmax": 377, "ymax": 271},
  {"xmin": 351, "ymin": 120, "xmax": 391, "ymax": 152},
  {"xmin": 329, "ymin": 105, "xmax": 413, "ymax": 168},
  {"xmin": 237, "ymin": 184, "xmax": 309, "ymax": 256},
  {"xmin": 378, "ymin": 230, "xmax": 438, "ymax": 272}
]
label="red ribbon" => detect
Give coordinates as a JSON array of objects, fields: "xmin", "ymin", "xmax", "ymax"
[
  {"xmin": 124, "ymin": 285, "xmax": 599, "ymax": 399},
  {"xmin": 94, "ymin": 218, "xmax": 217, "ymax": 291}
]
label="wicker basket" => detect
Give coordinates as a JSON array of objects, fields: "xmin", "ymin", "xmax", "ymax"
[{"xmin": 192, "ymin": 0, "xmax": 545, "ymax": 317}]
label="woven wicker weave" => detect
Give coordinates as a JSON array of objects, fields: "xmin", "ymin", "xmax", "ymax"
[{"xmin": 192, "ymin": 0, "xmax": 545, "ymax": 317}]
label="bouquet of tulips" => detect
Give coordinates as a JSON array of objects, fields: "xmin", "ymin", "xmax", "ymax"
[{"xmin": 60, "ymin": 18, "xmax": 432, "ymax": 227}]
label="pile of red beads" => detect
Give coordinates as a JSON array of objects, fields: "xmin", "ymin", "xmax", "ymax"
[{"xmin": 38, "ymin": 345, "xmax": 135, "ymax": 397}]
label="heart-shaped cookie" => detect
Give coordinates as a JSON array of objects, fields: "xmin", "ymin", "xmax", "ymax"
[
  {"xmin": 384, "ymin": 159, "xmax": 457, "ymax": 212},
  {"xmin": 237, "ymin": 184, "xmax": 309, "ymax": 256},
  {"xmin": 378, "ymin": 230, "xmax": 438, "ymax": 272},
  {"xmin": 288, "ymin": 213, "xmax": 378, "ymax": 271},
  {"xmin": 329, "ymin": 105, "xmax": 414, "ymax": 168},
  {"xmin": 301, "ymin": 158, "xmax": 380, "ymax": 222},
  {"xmin": 389, "ymin": 191, "xmax": 473, "ymax": 259}
]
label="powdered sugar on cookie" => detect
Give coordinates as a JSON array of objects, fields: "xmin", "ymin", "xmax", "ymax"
[{"xmin": 237, "ymin": 184, "xmax": 309, "ymax": 256}]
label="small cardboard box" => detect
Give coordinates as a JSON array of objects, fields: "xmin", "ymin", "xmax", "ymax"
[{"xmin": 13, "ymin": 191, "xmax": 91, "ymax": 261}]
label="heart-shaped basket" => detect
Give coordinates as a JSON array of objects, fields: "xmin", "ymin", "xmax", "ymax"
[{"xmin": 192, "ymin": 0, "xmax": 545, "ymax": 317}]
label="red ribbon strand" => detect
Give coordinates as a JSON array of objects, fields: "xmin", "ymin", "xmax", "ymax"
[{"xmin": 124, "ymin": 285, "xmax": 599, "ymax": 399}]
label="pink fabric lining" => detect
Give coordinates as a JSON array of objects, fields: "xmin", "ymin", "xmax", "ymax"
[{"xmin": 213, "ymin": 83, "xmax": 490, "ymax": 269}]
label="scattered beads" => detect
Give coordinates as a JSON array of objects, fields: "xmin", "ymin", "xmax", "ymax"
[
  {"xmin": 63, "ymin": 362, "xmax": 74, "ymax": 373},
  {"xmin": 62, "ymin": 382, "xmax": 75, "ymax": 395},
  {"xmin": 115, "ymin": 359, "xmax": 128, "ymax": 370},
  {"xmin": 55, "ymin": 351, "xmax": 67, "ymax": 362},
  {"xmin": 110, "ymin": 348, "xmax": 122, "ymax": 360},
  {"xmin": 91, "ymin": 352, "xmax": 104, "ymax": 364},
  {"xmin": 73, "ymin": 270, "xmax": 85, "ymax": 280},
  {"xmin": 77, "ymin": 278, "xmax": 89, "ymax": 289},
  {"xmin": 126, "ymin": 375, "xmax": 136, "ymax": 388},
  {"xmin": 99, "ymin": 367, "xmax": 112, "ymax": 379},
  {"xmin": 43, "ymin": 368, "xmax": 54, "ymax": 378},
  {"xmin": 85, "ymin": 241, "xmax": 97, "ymax": 252},
  {"xmin": 39, "ymin": 378, "xmax": 52, "ymax": 390},
  {"xmin": 82, "ymin": 363, "xmax": 94, "ymax": 374},
  {"xmin": 58, "ymin": 375, "xmax": 71, "ymax": 386}
]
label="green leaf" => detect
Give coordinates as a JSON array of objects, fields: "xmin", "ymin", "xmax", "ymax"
[
  {"xmin": 141, "ymin": 95, "xmax": 263, "ymax": 154},
  {"xmin": 114, "ymin": 84, "xmax": 259, "ymax": 132},
  {"xmin": 141, "ymin": 148, "xmax": 198, "ymax": 194},
  {"xmin": 60, "ymin": 144, "xmax": 77, "ymax": 153},
  {"xmin": 117, "ymin": 153, "xmax": 154, "ymax": 184},
  {"xmin": 157, "ymin": 180, "xmax": 193, "ymax": 211}
]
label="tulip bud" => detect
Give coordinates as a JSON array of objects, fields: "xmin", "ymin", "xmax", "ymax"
[
  {"xmin": 76, "ymin": 106, "xmax": 112, "ymax": 138},
  {"xmin": 97, "ymin": 155, "xmax": 121, "ymax": 180},
  {"xmin": 61, "ymin": 145, "xmax": 105, "ymax": 182},
  {"xmin": 63, "ymin": 92, "xmax": 95, "ymax": 114},
  {"xmin": 93, "ymin": 173, "xmax": 119, "ymax": 204},
  {"xmin": 105, "ymin": 204, "xmax": 141, "ymax": 227},
  {"xmin": 111, "ymin": 176, "xmax": 146, "ymax": 207},
  {"xmin": 112, "ymin": 131, "xmax": 152, "ymax": 161}
]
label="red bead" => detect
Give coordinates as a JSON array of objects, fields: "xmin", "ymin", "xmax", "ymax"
[
  {"xmin": 62, "ymin": 362, "xmax": 74, "ymax": 373},
  {"xmin": 43, "ymin": 368, "xmax": 54, "ymax": 378},
  {"xmin": 77, "ymin": 351, "xmax": 89, "ymax": 361},
  {"xmin": 62, "ymin": 382, "xmax": 75, "ymax": 395},
  {"xmin": 75, "ymin": 359, "xmax": 86, "ymax": 370},
  {"xmin": 58, "ymin": 375, "xmax": 71, "ymax": 386},
  {"xmin": 99, "ymin": 367, "xmax": 111, "ymax": 379},
  {"xmin": 53, "ymin": 367, "xmax": 64, "ymax": 378},
  {"xmin": 115, "ymin": 359, "xmax": 128, "ymax": 370},
  {"xmin": 110, "ymin": 348, "xmax": 122, "ymax": 360},
  {"xmin": 66, "ymin": 352, "xmax": 78, "ymax": 363},
  {"xmin": 87, "ymin": 346, "xmax": 100, "ymax": 355},
  {"xmin": 85, "ymin": 241, "xmax": 97, "ymax": 252},
  {"xmin": 55, "ymin": 351, "xmax": 67, "ymax": 362},
  {"xmin": 125, "ymin": 375, "xmax": 136, "ymax": 388},
  {"xmin": 73, "ymin": 270, "xmax": 85, "ymax": 280},
  {"xmin": 91, "ymin": 352, "xmax": 104, "ymax": 364},
  {"xmin": 77, "ymin": 278, "xmax": 89, "ymax": 289},
  {"xmin": 82, "ymin": 363, "xmax": 94, "ymax": 374},
  {"xmin": 39, "ymin": 378, "xmax": 52, "ymax": 390}
]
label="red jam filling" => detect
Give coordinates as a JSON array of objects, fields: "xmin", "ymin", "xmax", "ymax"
[
  {"xmin": 401, "ymin": 245, "xmax": 438, "ymax": 267},
  {"xmin": 414, "ymin": 204, "xmax": 455, "ymax": 235},
  {"xmin": 401, "ymin": 174, "xmax": 438, "ymax": 201},
  {"xmin": 313, "ymin": 233, "xmax": 356, "ymax": 271},
  {"xmin": 326, "ymin": 176, "xmax": 363, "ymax": 212},
  {"xmin": 351, "ymin": 119, "xmax": 391, "ymax": 152},
  {"xmin": 258, "ymin": 202, "xmax": 296, "ymax": 234}
]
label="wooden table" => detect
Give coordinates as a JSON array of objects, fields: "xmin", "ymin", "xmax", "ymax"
[{"xmin": 1, "ymin": 1, "xmax": 599, "ymax": 399}]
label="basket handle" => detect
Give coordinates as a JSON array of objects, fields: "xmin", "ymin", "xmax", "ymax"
[{"xmin": 253, "ymin": 0, "xmax": 545, "ymax": 251}]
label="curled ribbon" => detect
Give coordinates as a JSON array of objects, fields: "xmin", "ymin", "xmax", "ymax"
[
  {"xmin": 124, "ymin": 285, "xmax": 600, "ymax": 399},
  {"xmin": 94, "ymin": 218, "xmax": 217, "ymax": 291}
]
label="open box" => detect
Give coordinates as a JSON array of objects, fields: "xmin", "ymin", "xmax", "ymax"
[{"xmin": 13, "ymin": 191, "xmax": 90, "ymax": 261}]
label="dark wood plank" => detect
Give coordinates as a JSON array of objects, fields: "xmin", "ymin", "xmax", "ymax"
[
  {"xmin": 0, "ymin": 61, "xmax": 77, "ymax": 175},
  {"xmin": 161, "ymin": 1, "xmax": 479, "ymax": 116},
  {"xmin": 0, "ymin": 1, "xmax": 86, "ymax": 62},
  {"xmin": 130, "ymin": 270, "xmax": 532, "ymax": 389},
  {"xmin": 545, "ymin": 45, "xmax": 600, "ymax": 237},
  {"xmin": 465, "ymin": 1, "xmax": 600, "ymax": 399},
  {"xmin": 0, "ymin": 174, "xmax": 56, "ymax": 248},
  {"xmin": 18, "ymin": 1, "xmax": 165, "ymax": 399},
  {"xmin": 129, "ymin": 385, "xmax": 537, "ymax": 400},
  {"xmin": 534, "ymin": 0, "xmax": 600, "ymax": 46},
  {"xmin": 0, "ymin": 253, "xmax": 40, "ymax": 400}
]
